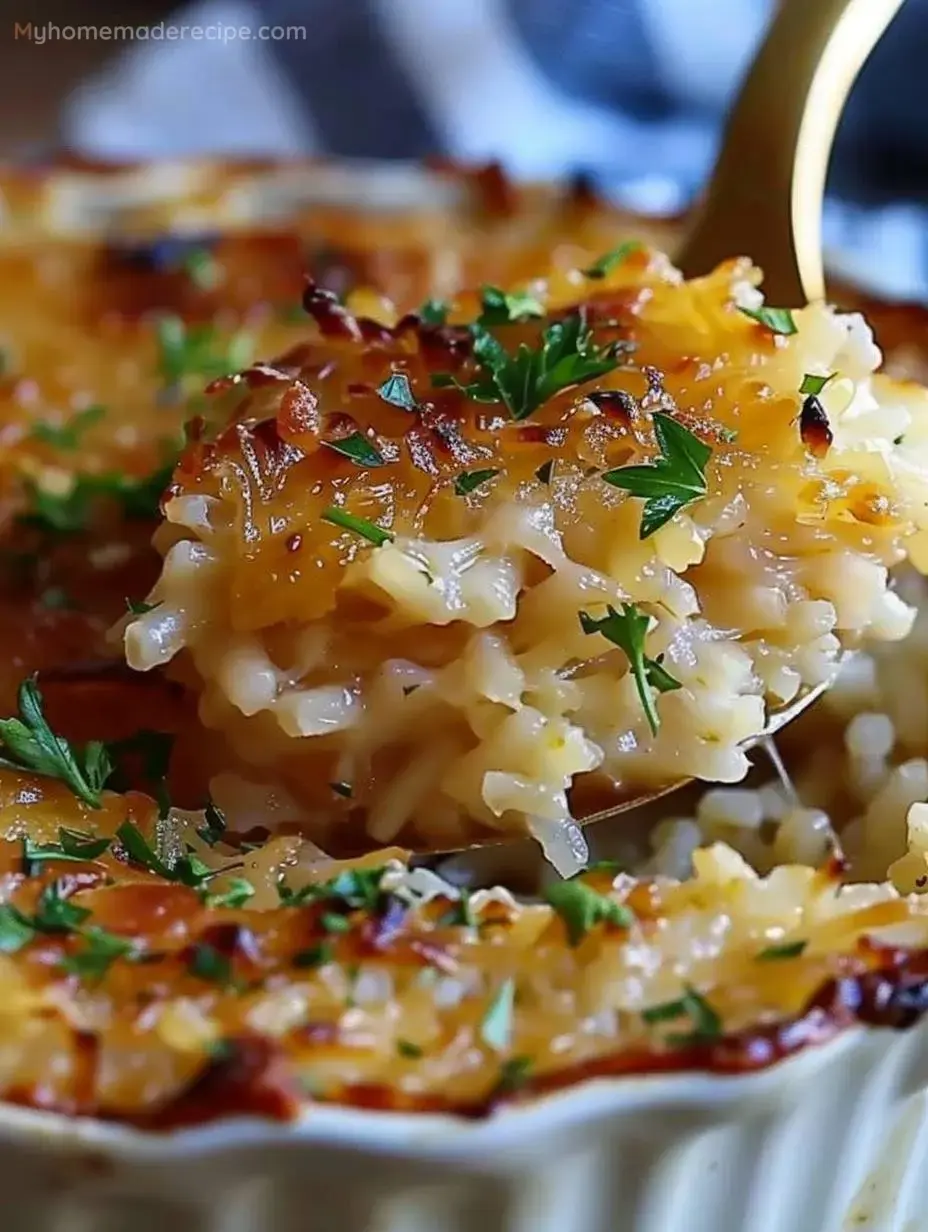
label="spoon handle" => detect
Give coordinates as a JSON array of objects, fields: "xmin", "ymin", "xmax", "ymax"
[{"xmin": 676, "ymin": 0, "xmax": 905, "ymax": 305}]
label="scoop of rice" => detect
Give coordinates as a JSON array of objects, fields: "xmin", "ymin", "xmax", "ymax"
[{"xmin": 122, "ymin": 250, "xmax": 928, "ymax": 865}]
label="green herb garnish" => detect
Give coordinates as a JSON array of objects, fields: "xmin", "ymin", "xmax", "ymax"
[
  {"xmin": 418, "ymin": 300, "xmax": 450, "ymax": 326},
  {"xmin": 738, "ymin": 305, "xmax": 797, "ymax": 336},
  {"xmin": 323, "ymin": 433, "xmax": 385, "ymax": 467},
  {"xmin": 535, "ymin": 459, "xmax": 554, "ymax": 485},
  {"xmin": 320, "ymin": 911, "xmax": 352, "ymax": 934},
  {"xmin": 579, "ymin": 603, "xmax": 681, "ymax": 735},
  {"xmin": 480, "ymin": 977, "xmax": 516, "ymax": 1052},
  {"xmin": 544, "ymin": 878, "xmax": 634, "ymax": 946},
  {"xmin": 581, "ymin": 240, "xmax": 642, "ymax": 279},
  {"xmin": 433, "ymin": 310, "xmax": 621, "ymax": 421},
  {"xmin": 182, "ymin": 248, "xmax": 222, "ymax": 290},
  {"xmin": 187, "ymin": 943, "xmax": 232, "ymax": 986},
  {"xmin": 32, "ymin": 881, "xmax": 92, "ymax": 934},
  {"xmin": 321, "ymin": 507, "xmax": 393, "ymax": 547},
  {"xmin": 109, "ymin": 730, "xmax": 174, "ymax": 820},
  {"xmin": 197, "ymin": 801, "xmax": 226, "ymax": 847},
  {"xmin": 60, "ymin": 926, "xmax": 134, "ymax": 979},
  {"xmin": 602, "ymin": 412, "xmax": 711, "ymax": 538},
  {"xmin": 439, "ymin": 887, "xmax": 476, "ymax": 929},
  {"xmin": 115, "ymin": 821, "xmax": 175, "ymax": 879},
  {"xmin": 21, "ymin": 464, "xmax": 174, "ymax": 535},
  {"xmin": 493, "ymin": 1055, "xmax": 533, "ymax": 1095},
  {"xmin": 799, "ymin": 373, "xmax": 835, "ymax": 396},
  {"xmin": 40, "ymin": 588, "xmax": 74, "ymax": 611},
  {"xmin": 476, "ymin": 286, "xmax": 544, "ymax": 326},
  {"xmin": 22, "ymin": 830, "xmax": 111, "ymax": 874},
  {"xmin": 202, "ymin": 878, "xmax": 255, "ymax": 909},
  {"xmin": 756, "ymin": 939, "xmax": 807, "ymax": 962},
  {"xmin": 0, "ymin": 905, "xmax": 36, "ymax": 953},
  {"xmin": 396, "ymin": 1039, "xmax": 423, "ymax": 1059},
  {"xmin": 30, "ymin": 405, "xmax": 105, "ymax": 451},
  {"xmin": 125, "ymin": 598, "xmax": 161, "ymax": 616},
  {"xmin": 642, "ymin": 986, "xmax": 722, "ymax": 1044},
  {"xmin": 0, "ymin": 676, "xmax": 112, "ymax": 808},
  {"xmin": 155, "ymin": 315, "xmax": 252, "ymax": 385},
  {"xmin": 377, "ymin": 372, "xmax": 418, "ymax": 412},
  {"xmin": 292, "ymin": 943, "xmax": 334, "ymax": 969},
  {"xmin": 454, "ymin": 468, "xmax": 500, "ymax": 496}
]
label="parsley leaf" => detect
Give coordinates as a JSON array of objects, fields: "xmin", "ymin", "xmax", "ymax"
[
  {"xmin": 476, "ymin": 286, "xmax": 544, "ymax": 326},
  {"xmin": 321, "ymin": 506, "xmax": 393, "ymax": 547},
  {"xmin": 30, "ymin": 405, "xmax": 105, "ymax": 450},
  {"xmin": 182, "ymin": 248, "xmax": 222, "ymax": 290},
  {"xmin": 493, "ymin": 1055, "xmax": 533, "ymax": 1095},
  {"xmin": 642, "ymin": 986, "xmax": 722, "ymax": 1044},
  {"xmin": 0, "ymin": 676, "xmax": 113, "ymax": 808},
  {"xmin": 454, "ymin": 468, "xmax": 500, "ymax": 496},
  {"xmin": 125, "ymin": 598, "xmax": 161, "ymax": 616},
  {"xmin": 323, "ymin": 433, "xmax": 385, "ymax": 467},
  {"xmin": 292, "ymin": 943, "xmax": 334, "ymax": 969},
  {"xmin": 0, "ymin": 905, "xmax": 36, "ymax": 953},
  {"xmin": 21, "ymin": 464, "xmax": 174, "ymax": 535},
  {"xmin": 738, "ymin": 305, "xmax": 797, "ymax": 336},
  {"xmin": 433, "ymin": 310, "xmax": 621, "ymax": 421},
  {"xmin": 187, "ymin": 943, "xmax": 232, "ymax": 985},
  {"xmin": 155, "ymin": 315, "xmax": 252, "ymax": 386},
  {"xmin": 545, "ymin": 878, "xmax": 634, "ymax": 946},
  {"xmin": 197, "ymin": 801, "xmax": 227, "ymax": 847},
  {"xmin": 756, "ymin": 939, "xmax": 807, "ymax": 961},
  {"xmin": 22, "ymin": 830, "xmax": 111, "ymax": 873},
  {"xmin": 32, "ymin": 881, "xmax": 91, "ymax": 934},
  {"xmin": 202, "ymin": 878, "xmax": 255, "ymax": 909},
  {"xmin": 396, "ymin": 1039, "xmax": 423, "ymax": 1059},
  {"xmin": 377, "ymin": 372, "xmax": 418, "ymax": 412},
  {"xmin": 579, "ymin": 603, "xmax": 681, "ymax": 735},
  {"xmin": 535, "ymin": 459, "xmax": 554, "ymax": 485},
  {"xmin": 60, "ymin": 926, "xmax": 134, "ymax": 979},
  {"xmin": 799, "ymin": 372, "xmax": 835, "ymax": 396},
  {"xmin": 418, "ymin": 300, "xmax": 450, "ymax": 326},
  {"xmin": 480, "ymin": 977, "xmax": 516, "ymax": 1052},
  {"xmin": 581, "ymin": 240, "xmax": 642, "ymax": 279},
  {"xmin": 602, "ymin": 412, "xmax": 711, "ymax": 538},
  {"xmin": 115, "ymin": 821, "xmax": 175, "ymax": 880}
]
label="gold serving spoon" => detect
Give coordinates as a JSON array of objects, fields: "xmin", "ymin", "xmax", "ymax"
[
  {"xmin": 677, "ymin": 0, "xmax": 905, "ymax": 303},
  {"xmin": 570, "ymin": 0, "xmax": 906, "ymax": 833}
]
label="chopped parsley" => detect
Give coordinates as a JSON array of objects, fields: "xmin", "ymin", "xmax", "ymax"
[
  {"xmin": 323, "ymin": 433, "xmax": 385, "ymax": 467},
  {"xmin": 278, "ymin": 866, "xmax": 388, "ymax": 914},
  {"xmin": 320, "ymin": 911, "xmax": 352, "ymax": 934},
  {"xmin": 30, "ymin": 404, "xmax": 105, "ymax": 450},
  {"xmin": 21, "ymin": 464, "xmax": 174, "ymax": 535},
  {"xmin": 737, "ymin": 305, "xmax": 797, "ymax": 336},
  {"xmin": 439, "ymin": 887, "xmax": 476, "ymax": 928},
  {"xmin": 125, "ymin": 598, "xmax": 161, "ymax": 616},
  {"xmin": 202, "ymin": 878, "xmax": 255, "ymax": 909},
  {"xmin": 0, "ymin": 905, "xmax": 37, "ymax": 953},
  {"xmin": 116, "ymin": 820, "xmax": 222, "ymax": 889},
  {"xmin": 31, "ymin": 881, "xmax": 91, "ymax": 934},
  {"xmin": 535, "ymin": 459, "xmax": 554, "ymax": 485},
  {"xmin": 109, "ymin": 730, "xmax": 175, "ymax": 820},
  {"xmin": 22, "ymin": 830, "xmax": 111, "ymax": 874},
  {"xmin": 642, "ymin": 986, "xmax": 722, "ymax": 1045},
  {"xmin": 581, "ymin": 240, "xmax": 642, "ymax": 279},
  {"xmin": 493, "ymin": 1055, "xmax": 533, "ymax": 1095},
  {"xmin": 433, "ymin": 310, "xmax": 622, "ymax": 421},
  {"xmin": 40, "ymin": 587, "xmax": 74, "ymax": 611},
  {"xmin": 60, "ymin": 926, "xmax": 134, "ymax": 979},
  {"xmin": 197, "ymin": 801, "xmax": 227, "ymax": 847},
  {"xmin": 579, "ymin": 603, "xmax": 680, "ymax": 735},
  {"xmin": 476, "ymin": 286, "xmax": 544, "ymax": 326},
  {"xmin": 454, "ymin": 468, "xmax": 500, "ymax": 496},
  {"xmin": 799, "ymin": 372, "xmax": 835, "ymax": 397},
  {"xmin": 718, "ymin": 426, "xmax": 739, "ymax": 443},
  {"xmin": 182, "ymin": 248, "xmax": 223, "ymax": 290},
  {"xmin": 396, "ymin": 1039, "xmax": 423, "ymax": 1059},
  {"xmin": 155, "ymin": 315, "xmax": 252, "ymax": 386},
  {"xmin": 0, "ymin": 676, "xmax": 112, "ymax": 808},
  {"xmin": 292, "ymin": 943, "xmax": 334, "ymax": 969},
  {"xmin": 187, "ymin": 943, "xmax": 232, "ymax": 986},
  {"xmin": 377, "ymin": 372, "xmax": 418, "ymax": 412},
  {"xmin": 418, "ymin": 299, "xmax": 450, "ymax": 326},
  {"xmin": 480, "ymin": 977, "xmax": 516, "ymax": 1052},
  {"xmin": 756, "ymin": 939, "xmax": 807, "ymax": 961},
  {"xmin": 544, "ymin": 878, "xmax": 634, "ymax": 946},
  {"xmin": 602, "ymin": 412, "xmax": 711, "ymax": 538},
  {"xmin": 321, "ymin": 506, "xmax": 393, "ymax": 547}
]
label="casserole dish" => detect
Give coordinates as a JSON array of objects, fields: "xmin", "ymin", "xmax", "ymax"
[{"xmin": 2, "ymin": 157, "xmax": 928, "ymax": 1232}]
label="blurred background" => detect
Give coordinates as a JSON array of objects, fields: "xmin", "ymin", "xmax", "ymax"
[{"xmin": 1, "ymin": 0, "xmax": 928, "ymax": 296}]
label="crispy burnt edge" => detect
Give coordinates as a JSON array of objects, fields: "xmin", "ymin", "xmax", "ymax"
[{"xmin": 3, "ymin": 941, "xmax": 928, "ymax": 1131}]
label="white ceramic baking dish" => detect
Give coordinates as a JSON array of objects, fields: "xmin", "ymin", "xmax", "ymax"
[
  {"xmin": 4, "ymin": 157, "xmax": 928, "ymax": 1232},
  {"xmin": 2, "ymin": 1017, "xmax": 928, "ymax": 1232}
]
